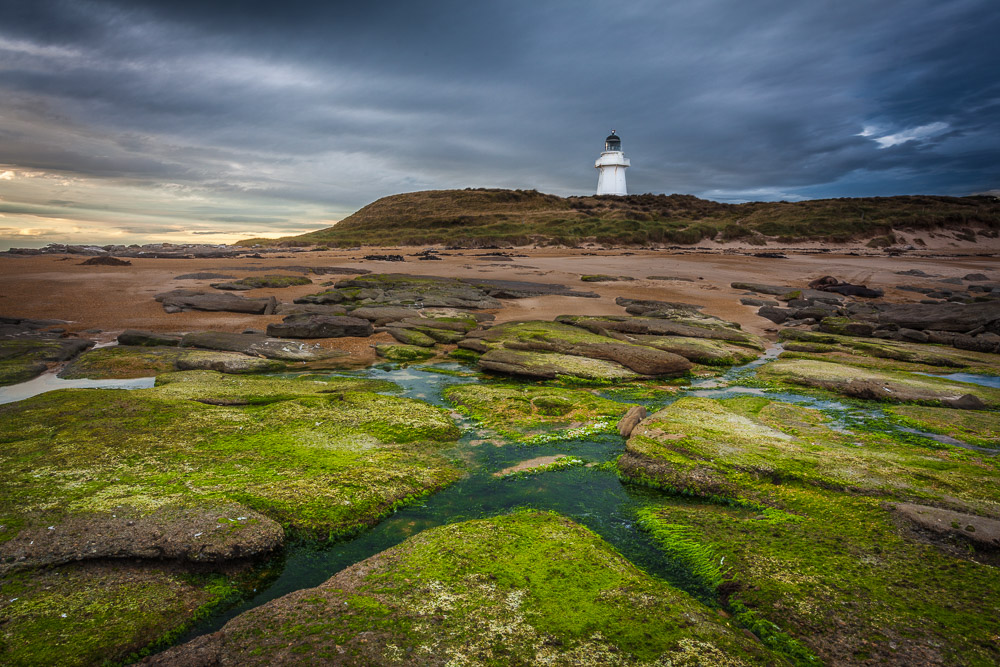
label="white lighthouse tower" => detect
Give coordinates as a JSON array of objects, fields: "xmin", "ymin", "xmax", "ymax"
[{"xmin": 595, "ymin": 130, "xmax": 630, "ymax": 195}]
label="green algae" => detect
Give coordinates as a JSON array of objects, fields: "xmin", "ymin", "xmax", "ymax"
[
  {"xmin": 229, "ymin": 275, "xmax": 313, "ymax": 288},
  {"xmin": 374, "ymin": 343, "xmax": 437, "ymax": 363},
  {"xmin": 208, "ymin": 511, "xmax": 778, "ymax": 665},
  {"xmin": 444, "ymin": 383, "xmax": 634, "ymax": 441},
  {"xmin": 633, "ymin": 335, "xmax": 762, "ymax": 366},
  {"xmin": 0, "ymin": 562, "xmax": 236, "ymax": 667},
  {"xmin": 888, "ymin": 405, "xmax": 1000, "ymax": 448}
]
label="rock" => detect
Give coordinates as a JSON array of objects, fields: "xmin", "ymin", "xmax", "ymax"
[
  {"xmin": 617, "ymin": 405, "xmax": 647, "ymax": 437},
  {"xmin": 963, "ymin": 273, "xmax": 990, "ymax": 281},
  {"xmin": 117, "ymin": 330, "xmax": 183, "ymax": 347},
  {"xmin": 180, "ymin": 331, "xmax": 345, "ymax": 361},
  {"xmin": 462, "ymin": 277, "xmax": 599, "ymax": 299},
  {"xmin": 479, "ymin": 348, "xmax": 642, "ymax": 381},
  {"xmin": 211, "ymin": 275, "xmax": 312, "ymax": 290},
  {"xmin": 896, "ymin": 269, "xmax": 935, "ymax": 277},
  {"xmin": 349, "ymin": 306, "xmax": 422, "ymax": 325},
  {"xmin": 386, "ymin": 327, "xmax": 437, "ymax": 347},
  {"xmin": 740, "ymin": 297, "xmax": 778, "ymax": 307},
  {"xmin": 893, "ymin": 503, "xmax": 1000, "ymax": 549},
  {"xmin": 79, "ymin": 256, "xmax": 131, "ymax": 266},
  {"xmin": 142, "ymin": 513, "xmax": 774, "ymax": 666},
  {"xmin": 157, "ymin": 290, "xmax": 278, "ymax": 315},
  {"xmin": 174, "ymin": 272, "xmax": 238, "ymax": 280},
  {"xmin": 0, "ymin": 504, "xmax": 283, "ymax": 573},
  {"xmin": 557, "ymin": 315, "xmax": 759, "ymax": 345},
  {"xmin": 581, "ymin": 274, "xmax": 634, "ymax": 282},
  {"xmin": 869, "ymin": 302, "xmax": 1000, "ymax": 333},
  {"xmin": 897, "ymin": 328, "xmax": 929, "ymax": 343},
  {"xmin": 265, "ymin": 314, "xmax": 373, "ymax": 339},
  {"xmin": 819, "ymin": 317, "xmax": 875, "ymax": 337},
  {"xmin": 273, "ymin": 303, "xmax": 348, "ymax": 317},
  {"xmin": 758, "ymin": 306, "xmax": 793, "ymax": 324},
  {"xmin": 615, "ymin": 297, "xmax": 704, "ymax": 317},
  {"xmin": 941, "ymin": 394, "xmax": 988, "ymax": 410},
  {"xmin": 374, "ymin": 343, "xmax": 437, "ymax": 362},
  {"xmin": 0, "ymin": 338, "xmax": 93, "ymax": 386},
  {"xmin": 174, "ymin": 352, "xmax": 285, "ymax": 374}
]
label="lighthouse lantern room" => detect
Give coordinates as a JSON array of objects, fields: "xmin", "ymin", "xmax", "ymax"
[{"xmin": 595, "ymin": 130, "xmax": 630, "ymax": 195}]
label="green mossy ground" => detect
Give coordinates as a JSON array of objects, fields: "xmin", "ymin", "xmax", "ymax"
[
  {"xmin": 444, "ymin": 384, "xmax": 634, "ymax": 442},
  {"xmin": 0, "ymin": 370, "xmax": 462, "ymax": 539},
  {"xmin": 888, "ymin": 405, "xmax": 1000, "ymax": 448},
  {"xmin": 180, "ymin": 511, "xmax": 778, "ymax": 665},
  {"xmin": 232, "ymin": 274, "xmax": 313, "ymax": 288},
  {"xmin": 0, "ymin": 562, "xmax": 237, "ymax": 667},
  {"xmin": 0, "ymin": 370, "xmax": 466, "ymax": 665},
  {"xmin": 622, "ymin": 395, "xmax": 1000, "ymax": 665}
]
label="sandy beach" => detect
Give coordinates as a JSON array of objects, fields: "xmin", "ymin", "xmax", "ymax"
[{"xmin": 2, "ymin": 245, "xmax": 996, "ymax": 344}]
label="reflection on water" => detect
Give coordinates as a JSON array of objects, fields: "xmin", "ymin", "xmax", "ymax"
[
  {"xmin": 916, "ymin": 372, "xmax": 1000, "ymax": 389},
  {"xmin": 0, "ymin": 371, "xmax": 155, "ymax": 405}
]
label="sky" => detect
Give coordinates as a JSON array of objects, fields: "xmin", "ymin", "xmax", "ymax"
[{"xmin": 0, "ymin": 0, "xmax": 998, "ymax": 249}]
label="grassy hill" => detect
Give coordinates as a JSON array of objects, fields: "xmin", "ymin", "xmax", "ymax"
[{"xmin": 238, "ymin": 188, "xmax": 1000, "ymax": 248}]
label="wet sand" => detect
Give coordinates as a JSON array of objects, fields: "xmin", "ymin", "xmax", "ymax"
[{"xmin": 2, "ymin": 246, "xmax": 997, "ymax": 350}]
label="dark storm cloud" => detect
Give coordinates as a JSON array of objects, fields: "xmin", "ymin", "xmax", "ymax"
[{"xmin": 0, "ymin": 0, "xmax": 997, "ymax": 248}]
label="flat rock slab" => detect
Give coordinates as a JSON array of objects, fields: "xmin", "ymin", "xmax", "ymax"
[
  {"xmin": 894, "ymin": 503, "xmax": 1000, "ymax": 549},
  {"xmin": 867, "ymin": 301, "xmax": 1000, "ymax": 333},
  {"xmin": 117, "ymin": 330, "xmax": 183, "ymax": 347},
  {"xmin": 157, "ymin": 290, "xmax": 277, "ymax": 315},
  {"xmin": 480, "ymin": 348, "xmax": 643, "ymax": 381},
  {"xmin": 0, "ymin": 504, "xmax": 283, "ymax": 573},
  {"xmin": 462, "ymin": 277, "xmax": 599, "ymax": 299},
  {"xmin": 266, "ymin": 314, "xmax": 373, "ymax": 339},
  {"xmin": 558, "ymin": 314, "xmax": 760, "ymax": 345},
  {"xmin": 181, "ymin": 331, "xmax": 346, "ymax": 361}
]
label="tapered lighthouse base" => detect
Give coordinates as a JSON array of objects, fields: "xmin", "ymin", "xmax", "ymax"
[{"xmin": 595, "ymin": 151, "xmax": 629, "ymax": 195}]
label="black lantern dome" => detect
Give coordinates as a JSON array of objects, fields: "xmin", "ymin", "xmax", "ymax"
[{"xmin": 604, "ymin": 130, "xmax": 622, "ymax": 152}]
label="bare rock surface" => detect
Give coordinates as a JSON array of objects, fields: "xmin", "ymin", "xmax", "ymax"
[
  {"xmin": 180, "ymin": 331, "xmax": 346, "ymax": 361},
  {"xmin": 0, "ymin": 504, "xmax": 283, "ymax": 573},
  {"xmin": 157, "ymin": 290, "xmax": 278, "ymax": 315},
  {"xmin": 266, "ymin": 314, "xmax": 373, "ymax": 339},
  {"xmin": 894, "ymin": 503, "xmax": 1000, "ymax": 549}
]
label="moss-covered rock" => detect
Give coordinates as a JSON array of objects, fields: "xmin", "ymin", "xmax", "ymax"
[
  {"xmin": 778, "ymin": 328, "xmax": 1000, "ymax": 374},
  {"xmin": 1, "ymin": 370, "xmax": 461, "ymax": 540},
  {"xmin": 465, "ymin": 320, "xmax": 692, "ymax": 378},
  {"xmin": 57, "ymin": 345, "xmax": 285, "ymax": 379},
  {"xmin": 146, "ymin": 511, "xmax": 778, "ymax": 666},
  {"xmin": 374, "ymin": 343, "xmax": 437, "ymax": 363},
  {"xmin": 0, "ymin": 338, "xmax": 92, "ymax": 386},
  {"xmin": 624, "ymin": 396, "xmax": 1000, "ymax": 664},
  {"xmin": 479, "ymin": 348, "xmax": 644, "ymax": 382},
  {"xmin": 758, "ymin": 359, "xmax": 1000, "ymax": 407},
  {"xmin": 0, "ymin": 561, "xmax": 236, "ymax": 667},
  {"xmin": 445, "ymin": 384, "xmax": 634, "ymax": 441},
  {"xmin": 632, "ymin": 335, "xmax": 762, "ymax": 366}
]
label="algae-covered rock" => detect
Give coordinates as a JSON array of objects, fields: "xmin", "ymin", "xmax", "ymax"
[
  {"xmin": 386, "ymin": 326, "xmax": 437, "ymax": 347},
  {"xmin": 117, "ymin": 330, "xmax": 183, "ymax": 347},
  {"xmin": 1, "ymin": 561, "xmax": 234, "ymax": 667},
  {"xmin": 558, "ymin": 314, "xmax": 762, "ymax": 346},
  {"xmin": 300, "ymin": 273, "xmax": 503, "ymax": 309},
  {"xmin": 479, "ymin": 348, "xmax": 643, "ymax": 382},
  {"xmin": 374, "ymin": 343, "xmax": 437, "ymax": 362},
  {"xmin": 623, "ymin": 395, "xmax": 1000, "ymax": 664},
  {"xmin": 146, "ymin": 511, "xmax": 777, "ymax": 666},
  {"xmin": 758, "ymin": 358, "xmax": 1000, "ymax": 407},
  {"xmin": 632, "ymin": 335, "xmax": 762, "ymax": 366},
  {"xmin": 445, "ymin": 384, "xmax": 634, "ymax": 440},
  {"xmin": 58, "ymin": 345, "xmax": 285, "ymax": 379},
  {"xmin": 778, "ymin": 327, "xmax": 1000, "ymax": 374},
  {"xmin": 1, "ymin": 370, "xmax": 462, "ymax": 539},
  {"xmin": 467, "ymin": 320, "xmax": 692, "ymax": 379},
  {"xmin": 0, "ymin": 338, "xmax": 93, "ymax": 386}
]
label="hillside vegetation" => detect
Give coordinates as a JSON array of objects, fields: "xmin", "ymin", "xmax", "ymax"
[{"xmin": 239, "ymin": 188, "xmax": 1000, "ymax": 247}]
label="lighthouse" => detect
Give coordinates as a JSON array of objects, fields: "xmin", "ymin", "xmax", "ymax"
[{"xmin": 595, "ymin": 130, "xmax": 630, "ymax": 195}]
